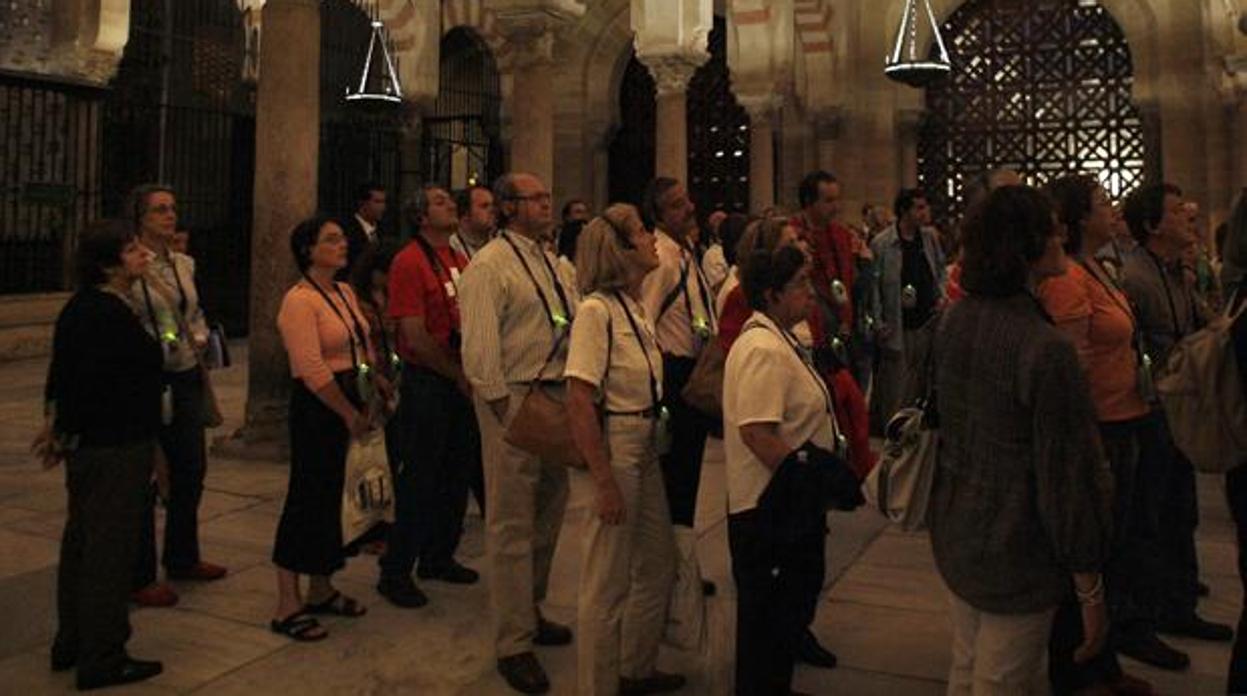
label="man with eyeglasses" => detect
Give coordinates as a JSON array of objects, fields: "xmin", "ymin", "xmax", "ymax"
[{"xmin": 459, "ymin": 172, "xmax": 579, "ymax": 694}]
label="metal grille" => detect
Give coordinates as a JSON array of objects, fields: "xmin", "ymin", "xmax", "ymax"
[
  {"xmin": 424, "ymin": 27, "xmax": 503, "ymax": 192},
  {"xmin": 0, "ymin": 74, "xmax": 103, "ymax": 294},
  {"xmin": 319, "ymin": 0, "xmax": 405, "ymax": 229},
  {"xmin": 917, "ymin": 0, "xmax": 1148, "ymax": 227},
  {"xmin": 102, "ymin": 0, "xmax": 255, "ymax": 335},
  {"xmin": 607, "ymin": 54, "xmax": 656, "ymax": 209},
  {"xmin": 687, "ymin": 16, "xmax": 750, "ymax": 215}
]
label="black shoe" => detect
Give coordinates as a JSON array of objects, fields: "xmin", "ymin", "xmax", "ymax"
[
  {"xmin": 620, "ymin": 670, "xmax": 687, "ymax": 695},
  {"xmin": 1115, "ymin": 632, "xmax": 1190, "ymax": 671},
  {"xmin": 51, "ymin": 649, "xmax": 75, "ymax": 672},
  {"xmin": 797, "ymin": 629, "xmax": 838, "ymax": 668},
  {"xmin": 417, "ymin": 561, "xmax": 480, "ymax": 585},
  {"xmin": 76, "ymin": 657, "xmax": 163, "ymax": 691},
  {"xmin": 376, "ymin": 574, "xmax": 428, "ymax": 608},
  {"xmin": 497, "ymin": 652, "xmax": 550, "ymax": 694},
  {"xmin": 1158, "ymin": 614, "xmax": 1234, "ymax": 642},
  {"xmin": 702, "ymin": 580, "xmax": 717, "ymax": 597},
  {"xmin": 534, "ymin": 616, "xmax": 573, "ymax": 646}
]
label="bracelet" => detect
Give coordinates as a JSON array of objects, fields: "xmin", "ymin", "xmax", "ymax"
[{"xmin": 1075, "ymin": 575, "xmax": 1105, "ymax": 605}]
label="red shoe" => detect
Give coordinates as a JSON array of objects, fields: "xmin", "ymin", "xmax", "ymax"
[
  {"xmin": 131, "ymin": 583, "xmax": 179, "ymax": 607},
  {"xmin": 167, "ymin": 562, "xmax": 228, "ymax": 581}
]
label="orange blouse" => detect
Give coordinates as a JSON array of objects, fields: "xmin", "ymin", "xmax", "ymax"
[
  {"xmin": 1038, "ymin": 261, "xmax": 1149, "ymax": 423},
  {"xmin": 277, "ymin": 280, "xmax": 374, "ymax": 391}
]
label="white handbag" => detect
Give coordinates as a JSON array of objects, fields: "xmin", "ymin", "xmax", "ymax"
[
  {"xmin": 341, "ymin": 430, "xmax": 395, "ymax": 546},
  {"xmin": 862, "ymin": 404, "xmax": 938, "ymax": 531}
]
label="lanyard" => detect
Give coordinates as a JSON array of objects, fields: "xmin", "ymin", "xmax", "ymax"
[
  {"xmin": 139, "ymin": 277, "xmax": 179, "ymax": 345},
  {"xmin": 412, "ymin": 232, "xmax": 462, "ymax": 312},
  {"xmin": 1144, "ymin": 249, "xmax": 1188, "ymax": 340},
  {"xmin": 749, "ymin": 316, "xmax": 834, "ymax": 417},
  {"xmin": 613, "ymin": 291, "xmax": 661, "ymax": 409},
  {"xmin": 305, "ymin": 277, "xmax": 369, "ymax": 370},
  {"xmin": 502, "ymin": 231, "xmax": 572, "ymax": 333}
]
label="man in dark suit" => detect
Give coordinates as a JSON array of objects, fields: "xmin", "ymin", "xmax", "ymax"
[{"xmin": 338, "ymin": 182, "xmax": 388, "ymax": 279}]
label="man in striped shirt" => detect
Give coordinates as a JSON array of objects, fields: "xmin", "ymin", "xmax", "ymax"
[{"xmin": 459, "ymin": 172, "xmax": 579, "ymax": 695}]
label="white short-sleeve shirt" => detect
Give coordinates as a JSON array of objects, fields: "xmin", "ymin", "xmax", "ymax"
[
  {"xmin": 723, "ymin": 311, "xmax": 839, "ymax": 513},
  {"xmin": 564, "ymin": 291, "xmax": 663, "ymax": 413}
]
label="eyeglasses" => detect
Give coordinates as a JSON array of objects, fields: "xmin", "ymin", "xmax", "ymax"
[{"xmin": 509, "ymin": 192, "xmax": 551, "ymax": 204}]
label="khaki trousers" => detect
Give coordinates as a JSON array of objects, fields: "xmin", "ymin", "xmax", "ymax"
[
  {"xmin": 475, "ymin": 385, "xmax": 570, "ymax": 658},
  {"xmin": 946, "ymin": 591, "xmax": 1056, "ymax": 696},
  {"xmin": 577, "ymin": 417, "xmax": 677, "ymax": 696}
]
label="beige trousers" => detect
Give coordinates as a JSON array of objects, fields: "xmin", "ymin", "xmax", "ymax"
[
  {"xmin": 577, "ymin": 416, "xmax": 677, "ymax": 696},
  {"xmin": 475, "ymin": 385, "xmax": 571, "ymax": 658},
  {"xmin": 946, "ymin": 591, "xmax": 1056, "ymax": 696}
]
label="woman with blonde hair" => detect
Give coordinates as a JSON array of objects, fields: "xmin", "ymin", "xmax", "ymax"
[{"xmin": 565, "ymin": 203, "xmax": 683, "ymax": 695}]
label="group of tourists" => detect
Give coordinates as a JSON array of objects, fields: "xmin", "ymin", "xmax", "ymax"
[{"xmin": 35, "ymin": 168, "xmax": 1247, "ymax": 695}]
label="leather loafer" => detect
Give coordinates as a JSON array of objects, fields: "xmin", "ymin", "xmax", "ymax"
[
  {"xmin": 417, "ymin": 561, "xmax": 479, "ymax": 585},
  {"xmin": 497, "ymin": 652, "xmax": 549, "ymax": 694},
  {"xmin": 376, "ymin": 575, "xmax": 428, "ymax": 609},
  {"xmin": 797, "ymin": 629, "xmax": 838, "ymax": 669},
  {"xmin": 131, "ymin": 583, "xmax": 178, "ymax": 608},
  {"xmin": 620, "ymin": 670, "xmax": 687, "ymax": 695},
  {"xmin": 1158, "ymin": 614, "xmax": 1233, "ymax": 642},
  {"xmin": 77, "ymin": 657, "xmax": 163, "ymax": 691},
  {"xmin": 1115, "ymin": 632, "xmax": 1189, "ymax": 671},
  {"xmin": 167, "ymin": 561, "xmax": 228, "ymax": 581},
  {"xmin": 534, "ymin": 616, "xmax": 572, "ymax": 646}
]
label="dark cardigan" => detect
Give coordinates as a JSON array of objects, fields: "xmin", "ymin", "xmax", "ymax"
[{"xmin": 928, "ymin": 293, "xmax": 1112, "ymax": 614}]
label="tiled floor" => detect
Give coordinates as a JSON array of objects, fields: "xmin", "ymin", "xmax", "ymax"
[{"xmin": 0, "ymin": 344, "xmax": 1235, "ymax": 694}]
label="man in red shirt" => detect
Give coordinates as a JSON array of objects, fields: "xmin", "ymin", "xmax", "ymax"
[
  {"xmin": 790, "ymin": 171, "xmax": 856, "ymax": 346},
  {"xmin": 377, "ymin": 185, "xmax": 480, "ymax": 608}
]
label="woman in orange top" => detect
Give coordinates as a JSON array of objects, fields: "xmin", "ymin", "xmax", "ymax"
[
  {"xmin": 270, "ymin": 215, "xmax": 390, "ymax": 641},
  {"xmin": 1038, "ymin": 175, "xmax": 1156, "ymax": 694}
]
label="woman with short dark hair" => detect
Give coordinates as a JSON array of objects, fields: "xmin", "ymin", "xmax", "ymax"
[
  {"xmin": 269, "ymin": 215, "xmax": 387, "ymax": 641},
  {"xmin": 37, "ymin": 219, "xmax": 165, "ymax": 689},
  {"xmin": 723, "ymin": 244, "xmax": 861, "ymax": 694},
  {"xmin": 932, "ymin": 185, "xmax": 1112, "ymax": 695}
]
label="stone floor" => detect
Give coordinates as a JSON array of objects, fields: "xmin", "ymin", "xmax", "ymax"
[{"xmin": 0, "ymin": 344, "xmax": 1238, "ymax": 694}]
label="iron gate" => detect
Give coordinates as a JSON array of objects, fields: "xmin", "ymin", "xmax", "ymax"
[
  {"xmin": 0, "ymin": 73, "xmax": 104, "ymax": 294},
  {"xmin": 423, "ymin": 27, "xmax": 504, "ymax": 193}
]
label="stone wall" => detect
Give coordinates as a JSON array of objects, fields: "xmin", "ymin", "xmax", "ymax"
[{"xmin": 0, "ymin": 0, "xmax": 56, "ymax": 77}]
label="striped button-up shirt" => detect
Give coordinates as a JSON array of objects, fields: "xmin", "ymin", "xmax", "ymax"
[
  {"xmin": 640, "ymin": 229, "xmax": 718, "ymax": 358},
  {"xmin": 459, "ymin": 230, "xmax": 581, "ymax": 402}
]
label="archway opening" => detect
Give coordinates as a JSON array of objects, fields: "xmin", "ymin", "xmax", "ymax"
[
  {"xmin": 917, "ymin": 0, "xmax": 1149, "ymax": 227},
  {"xmin": 424, "ymin": 26, "xmax": 504, "ymax": 192}
]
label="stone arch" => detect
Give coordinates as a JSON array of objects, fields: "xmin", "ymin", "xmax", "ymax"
[
  {"xmin": 439, "ymin": 0, "xmax": 506, "ymax": 56},
  {"xmin": 794, "ymin": 0, "xmax": 838, "ymax": 112}
]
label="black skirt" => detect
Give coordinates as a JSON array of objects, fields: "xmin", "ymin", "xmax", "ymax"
[{"xmin": 272, "ymin": 372, "xmax": 361, "ymax": 575}]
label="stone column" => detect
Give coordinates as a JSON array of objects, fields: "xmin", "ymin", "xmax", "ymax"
[
  {"xmin": 231, "ymin": 0, "xmax": 320, "ymax": 454},
  {"xmin": 639, "ymin": 58, "xmax": 703, "ymax": 182},
  {"xmin": 742, "ymin": 97, "xmax": 780, "ymax": 214},
  {"xmin": 813, "ymin": 108, "xmax": 841, "ymax": 174},
  {"xmin": 494, "ymin": 3, "xmax": 585, "ymax": 185}
]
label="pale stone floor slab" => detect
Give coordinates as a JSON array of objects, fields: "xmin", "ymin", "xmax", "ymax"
[{"xmin": 0, "ymin": 344, "xmax": 1236, "ymax": 694}]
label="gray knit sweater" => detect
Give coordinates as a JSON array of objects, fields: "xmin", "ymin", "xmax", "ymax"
[{"xmin": 929, "ymin": 294, "xmax": 1112, "ymax": 614}]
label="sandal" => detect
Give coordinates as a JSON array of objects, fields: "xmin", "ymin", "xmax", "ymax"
[
  {"xmin": 270, "ymin": 611, "xmax": 327, "ymax": 642},
  {"xmin": 305, "ymin": 590, "xmax": 367, "ymax": 617}
]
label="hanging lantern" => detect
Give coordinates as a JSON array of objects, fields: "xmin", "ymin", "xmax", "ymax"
[
  {"xmin": 345, "ymin": 6, "xmax": 403, "ymax": 106},
  {"xmin": 884, "ymin": 0, "xmax": 952, "ymax": 88}
]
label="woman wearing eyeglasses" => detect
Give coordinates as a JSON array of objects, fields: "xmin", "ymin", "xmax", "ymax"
[{"xmin": 126, "ymin": 184, "xmax": 226, "ymax": 609}]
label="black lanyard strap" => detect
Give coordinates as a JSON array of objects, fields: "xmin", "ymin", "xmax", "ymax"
[
  {"xmin": 502, "ymin": 231, "xmax": 572, "ymax": 332},
  {"xmin": 1145, "ymin": 249, "xmax": 1187, "ymax": 340},
  {"xmin": 306, "ymin": 277, "xmax": 369, "ymax": 369},
  {"xmin": 747, "ymin": 316, "xmax": 834, "ymax": 417},
  {"xmin": 412, "ymin": 232, "xmax": 461, "ymax": 311},
  {"xmin": 613, "ymin": 291, "xmax": 661, "ymax": 409}
]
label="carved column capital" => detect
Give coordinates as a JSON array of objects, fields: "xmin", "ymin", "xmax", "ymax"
[
  {"xmin": 739, "ymin": 94, "xmax": 784, "ymax": 126},
  {"xmin": 636, "ymin": 51, "xmax": 706, "ymax": 96}
]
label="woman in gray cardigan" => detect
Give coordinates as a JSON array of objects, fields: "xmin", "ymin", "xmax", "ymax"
[{"xmin": 929, "ymin": 185, "xmax": 1113, "ymax": 695}]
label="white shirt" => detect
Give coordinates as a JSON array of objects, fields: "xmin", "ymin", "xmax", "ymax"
[
  {"xmin": 564, "ymin": 292, "xmax": 663, "ymax": 413},
  {"xmin": 450, "ymin": 230, "xmax": 491, "ymax": 262},
  {"xmin": 702, "ymin": 243, "xmax": 729, "ymax": 293},
  {"xmin": 640, "ymin": 229, "xmax": 718, "ymax": 358},
  {"xmin": 130, "ymin": 251, "xmax": 208, "ymax": 373},
  {"xmin": 715, "ymin": 267, "xmax": 739, "ymax": 318},
  {"xmin": 723, "ymin": 311, "xmax": 839, "ymax": 513},
  {"xmin": 356, "ymin": 213, "xmax": 377, "ymax": 242}
]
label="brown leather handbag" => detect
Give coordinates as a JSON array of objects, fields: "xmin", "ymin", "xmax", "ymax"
[
  {"xmin": 504, "ymin": 332, "xmax": 586, "ymax": 469},
  {"xmin": 680, "ymin": 338, "xmax": 725, "ymax": 420}
]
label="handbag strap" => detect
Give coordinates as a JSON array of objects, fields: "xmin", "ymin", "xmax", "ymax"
[{"xmin": 613, "ymin": 291, "xmax": 660, "ymax": 409}]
